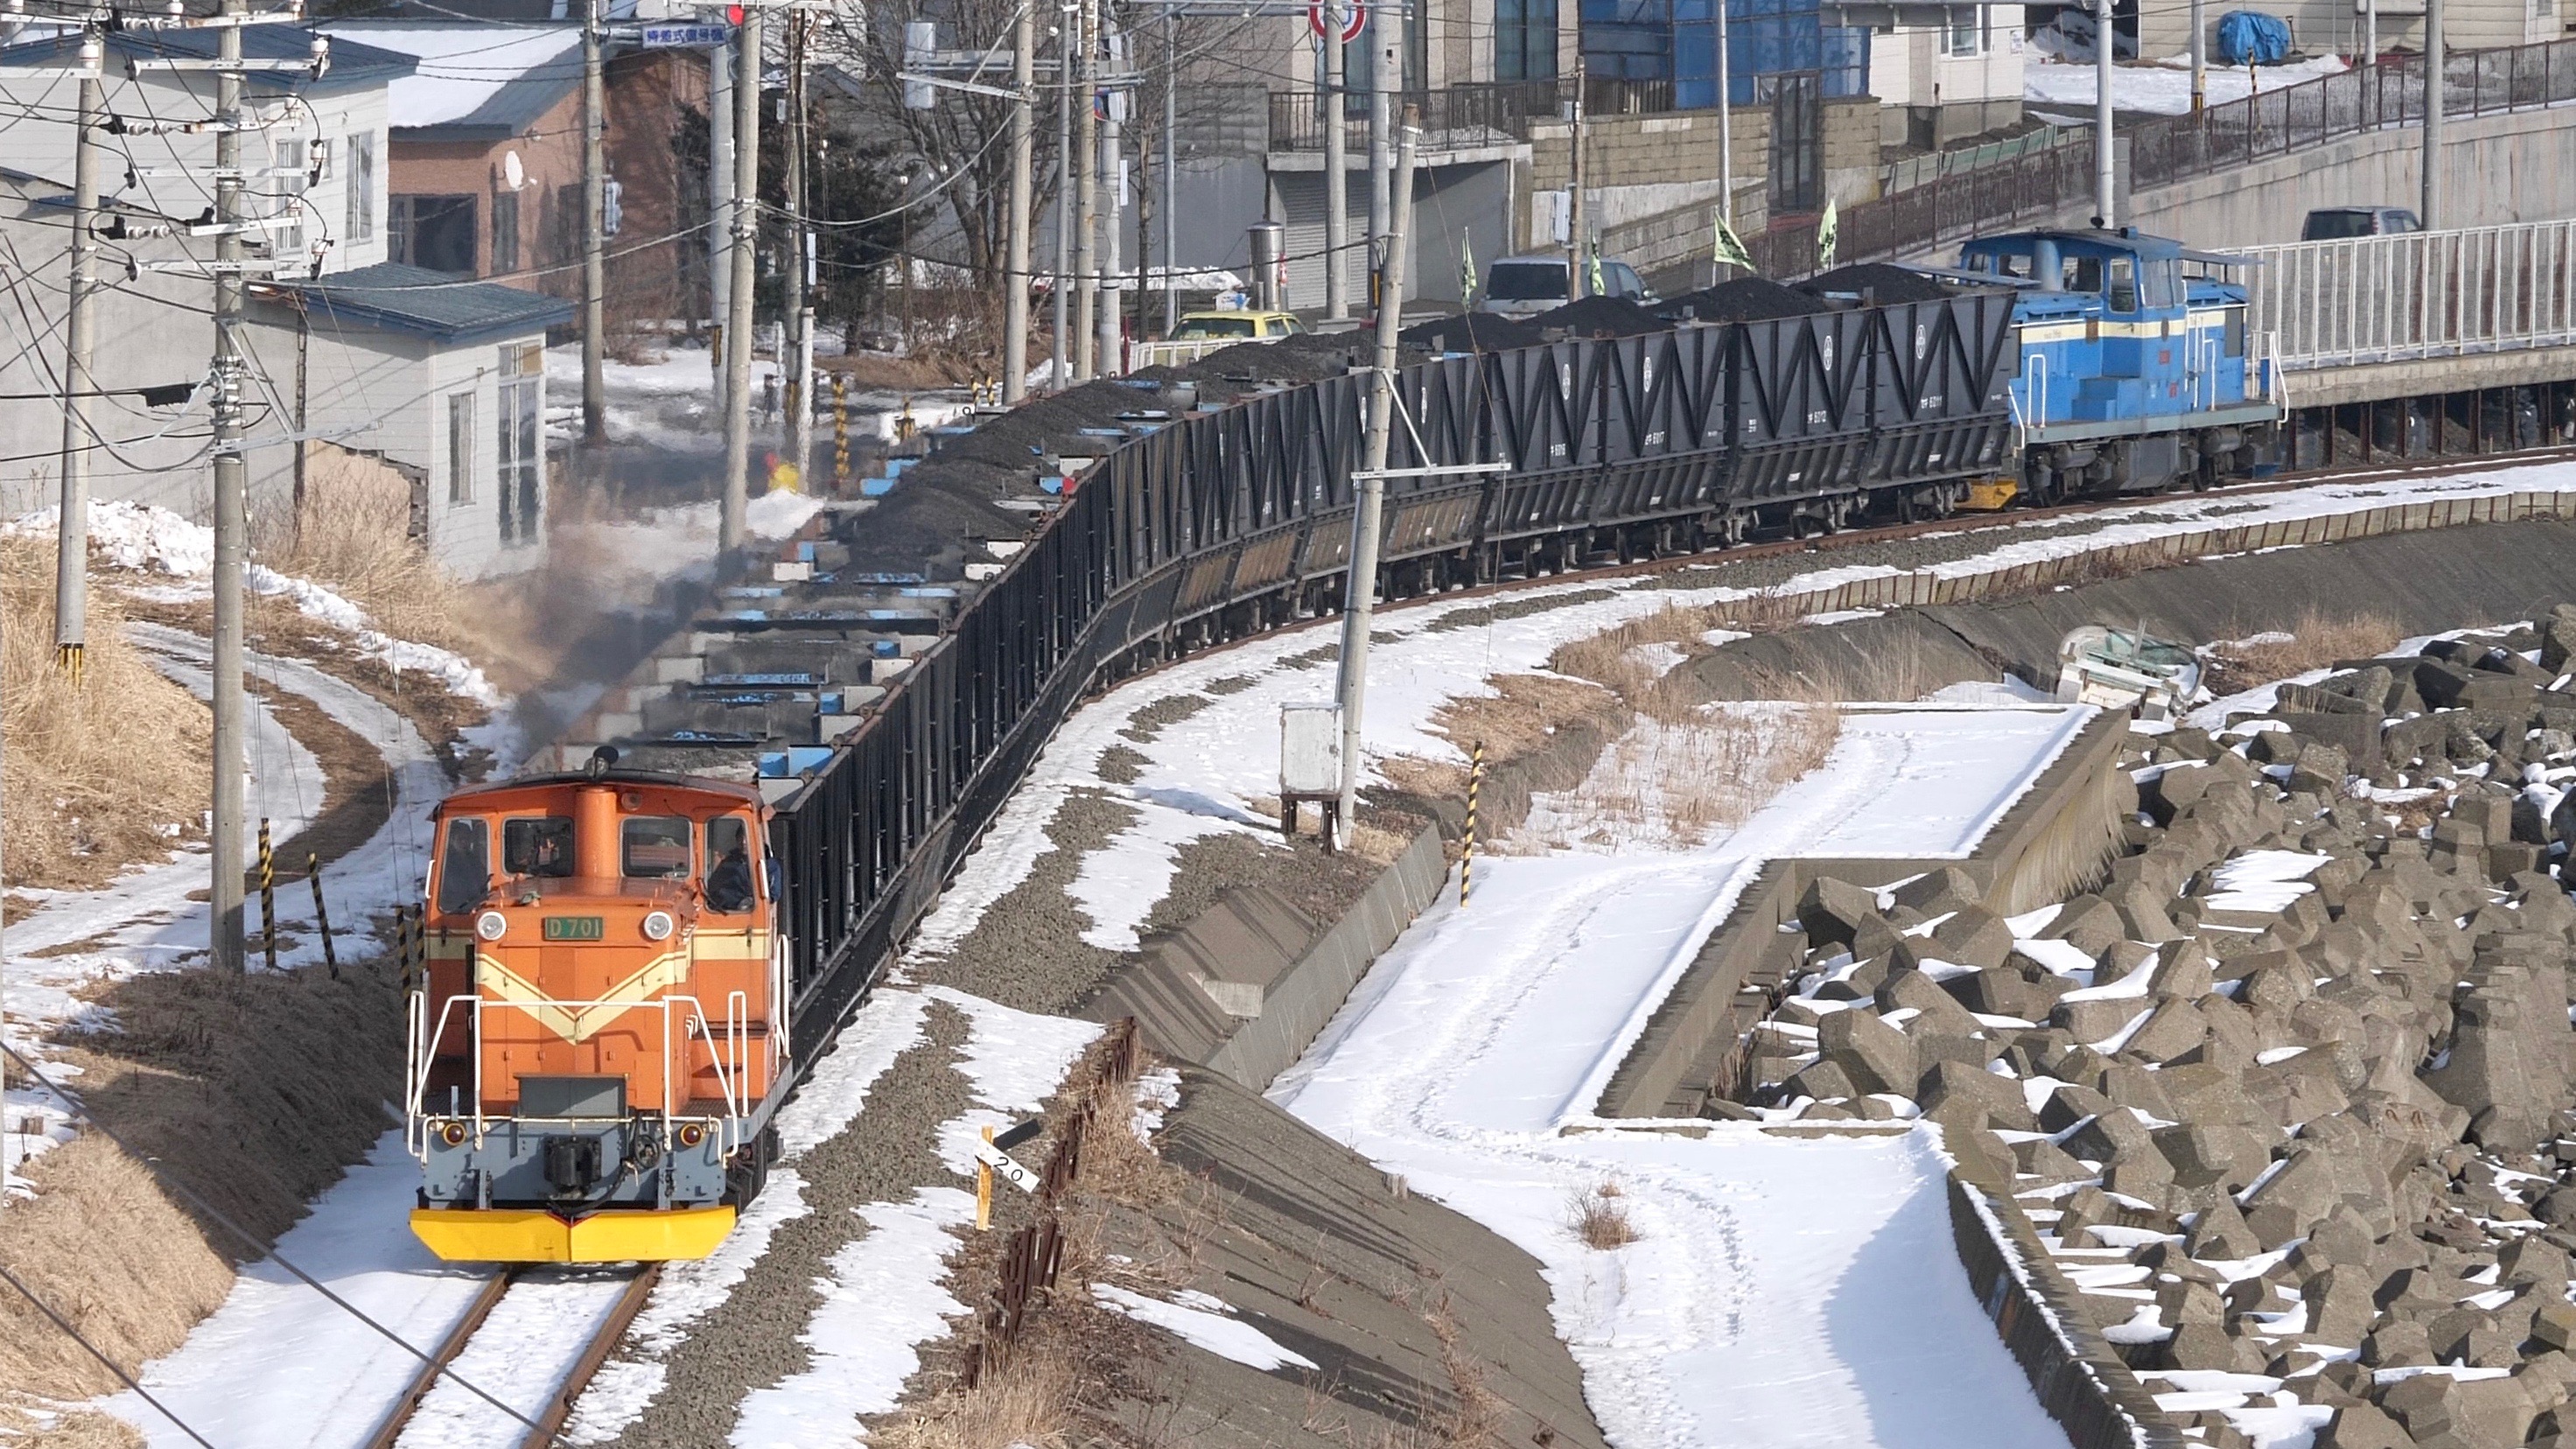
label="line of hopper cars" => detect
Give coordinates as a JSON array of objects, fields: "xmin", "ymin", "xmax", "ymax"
[{"xmin": 401, "ymin": 227, "xmax": 2288, "ymax": 1262}]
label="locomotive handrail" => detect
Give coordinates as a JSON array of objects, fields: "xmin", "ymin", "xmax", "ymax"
[{"xmin": 405, "ymin": 992, "xmax": 751, "ymax": 1159}]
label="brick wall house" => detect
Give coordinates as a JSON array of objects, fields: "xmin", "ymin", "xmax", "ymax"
[{"xmin": 316, "ymin": 20, "xmax": 706, "ymax": 318}]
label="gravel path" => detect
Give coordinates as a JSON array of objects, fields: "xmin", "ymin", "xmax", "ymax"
[
  {"xmin": 905, "ymin": 792, "xmax": 1136, "ymax": 1014},
  {"xmin": 599, "ymin": 1002, "xmax": 971, "ymax": 1449}
]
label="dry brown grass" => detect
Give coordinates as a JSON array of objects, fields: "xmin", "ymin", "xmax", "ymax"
[
  {"xmin": 1430, "ymin": 674, "xmax": 1623, "ymax": 762},
  {"xmin": 0, "ymin": 1138, "xmax": 234, "ymax": 1404},
  {"xmin": 1566, "ymin": 1180, "xmax": 1640, "ymax": 1251},
  {"xmin": 0, "ymin": 538, "xmax": 211, "ymax": 890},
  {"xmin": 874, "ymin": 1331, "xmax": 1084, "ymax": 1449},
  {"xmin": 0, "ymin": 1404, "xmax": 145, "ymax": 1449},
  {"xmin": 2203, "ymin": 609, "xmax": 2406, "ymax": 695},
  {"xmin": 259, "ymin": 446, "xmax": 468, "ymax": 655},
  {"xmin": 1542, "ymin": 703, "xmax": 1841, "ymax": 850},
  {"xmin": 1726, "ymin": 639, "xmax": 1957, "ymax": 708},
  {"xmin": 4, "ymin": 956, "xmax": 408, "ymax": 1417}
]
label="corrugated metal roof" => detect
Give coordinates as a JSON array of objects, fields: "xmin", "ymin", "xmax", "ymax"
[{"xmin": 271, "ymin": 262, "xmax": 572, "ymax": 343}]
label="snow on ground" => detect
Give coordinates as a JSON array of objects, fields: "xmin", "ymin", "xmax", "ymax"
[
  {"xmin": 4, "ymin": 500, "xmax": 498, "ymax": 704},
  {"xmin": 106, "ymin": 1132, "xmax": 496, "ymax": 1449},
  {"xmin": 1093, "ymin": 1284, "xmax": 1320, "ymax": 1372},
  {"xmin": 726, "ymin": 990, "xmax": 1099, "ymax": 1447},
  {"xmin": 1270, "ymin": 826, "xmax": 2081, "ymax": 1446},
  {"xmin": 911, "ymin": 456, "xmax": 2576, "ymax": 966},
  {"xmin": 2026, "ymin": 53, "xmax": 2348, "ymax": 115}
]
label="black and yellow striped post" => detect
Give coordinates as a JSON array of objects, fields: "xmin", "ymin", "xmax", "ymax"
[
  {"xmin": 257, "ymin": 818, "xmax": 277, "ymax": 971},
  {"xmin": 307, "ymin": 852, "xmax": 337, "ymax": 978},
  {"xmin": 1460, "ymin": 740, "xmax": 1483, "ymax": 906},
  {"xmin": 831, "ymin": 374, "xmax": 850, "ymax": 490}
]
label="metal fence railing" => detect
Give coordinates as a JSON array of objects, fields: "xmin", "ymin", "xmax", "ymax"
[
  {"xmin": 1265, "ymin": 74, "xmax": 1676, "ymax": 151},
  {"xmin": 1620, "ymin": 35, "xmax": 2576, "ymax": 290},
  {"xmin": 2239, "ymin": 220, "xmax": 2576, "ymax": 370}
]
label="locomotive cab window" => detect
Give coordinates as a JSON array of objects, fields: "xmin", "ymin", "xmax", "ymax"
[
  {"xmin": 705, "ymin": 816, "xmax": 756, "ymax": 914},
  {"xmin": 436, "ymin": 817, "xmax": 489, "ymax": 915},
  {"xmin": 504, "ymin": 816, "xmax": 574, "ymax": 878},
  {"xmin": 2063, "ymin": 256, "xmax": 2102, "ymax": 293},
  {"xmin": 623, "ymin": 816, "xmax": 695, "ymax": 878},
  {"xmin": 2106, "ymin": 258, "xmax": 2138, "ymax": 312}
]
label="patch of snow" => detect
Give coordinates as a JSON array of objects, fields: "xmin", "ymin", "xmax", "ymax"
[
  {"xmin": 1092, "ymin": 1284, "xmax": 1320, "ymax": 1372},
  {"xmin": 2025, "ymin": 53, "xmax": 2347, "ymax": 116},
  {"xmin": 727, "ymin": 1188, "xmax": 976, "ymax": 1448}
]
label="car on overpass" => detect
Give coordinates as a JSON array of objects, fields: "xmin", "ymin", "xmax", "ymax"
[{"xmin": 2300, "ymin": 206, "xmax": 2422, "ymax": 241}]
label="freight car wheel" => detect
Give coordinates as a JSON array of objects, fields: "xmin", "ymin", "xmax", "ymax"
[{"xmin": 724, "ymin": 1126, "xmax": 780, "ymax": 1208}]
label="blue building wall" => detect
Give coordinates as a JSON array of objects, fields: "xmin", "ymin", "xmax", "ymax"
[{"xmin": 1580, "ymin": 0, "xmax": 1870, "ymax": 106}]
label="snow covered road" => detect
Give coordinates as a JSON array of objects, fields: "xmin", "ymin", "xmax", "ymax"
[{"xmin": 1272, "ymin": 710, "xmax": 2097, "ymax": 1449}]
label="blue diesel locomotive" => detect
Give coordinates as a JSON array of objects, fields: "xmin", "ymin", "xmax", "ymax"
[{"xmin": 1953, "ymin": 227, "xmax": 2283, "ymax": 505}]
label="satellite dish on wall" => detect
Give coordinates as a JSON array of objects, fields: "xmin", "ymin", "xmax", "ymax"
[{"xmin": 502, "ymin": 150, "xmax": 526, "ymax": 191}]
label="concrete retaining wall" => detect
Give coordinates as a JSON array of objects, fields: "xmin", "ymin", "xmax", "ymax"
[
  {"xmin": 1894, "ymin": 102, "xmax": 2576, "ymax": 259},
  {"xmin": 1947, "ymin": 1172, "xmax": 2184, "ymax": 1449},
  {"xmin": 1206, "ymin": 826, "xmax": 1450, "ymax": 1090},
  {"xmin": 1096, "ymin": 823, "xmax": 1451, "ymax": 1092},
  {"xmin": 1597, "ymin": 708, "xmax": 2137, "ymax": 1120}
]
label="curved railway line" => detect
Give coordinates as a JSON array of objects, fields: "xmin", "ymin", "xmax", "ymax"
[{"xmin": 373, "ymin": 443, "xmax": 2576, "ymax": 1446}]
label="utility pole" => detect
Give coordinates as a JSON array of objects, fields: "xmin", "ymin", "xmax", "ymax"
[
  {"xmin": 1332, "ymin": 111, "xmax": 1418, "ymax": 846},
  {"xmin": 710, "ymin": 38, "xmax": 732, "ymax": 362},
  {"xmin": 2421, "ymin": 0, "xmax": 2443, "ymax": 229},
  {"xmin": 1160, "ymin": 4, "xmax": 1176, "ymax": 335},
  {"xmin": 53, "ymin": 29, "xmax": 102, "ymax": 680},
  {"xmin": 1073, "ymin": 0, "xmax": 1097, "ymax": 377},
  {"xmin": 1053, "ymin": 1, "xmax": 1071, "ymax": 388},
  {"xmin": 1004, "ymin": 0, "xmax": 1035, "ymax": 402},
  {"xmin": 1365, "ymin": 0, "xmax": 1389, "ymax": 281},
  {"xmin": 1566, "ymin": 53, "xmax": 1586, "ymax": 297},
  {"xmin": 1321, "ymin": 0, "xmax": 1348, "ymax": 318},
  {"xmin": 1096, "ymin": 38, "xmax": 1121, "ymax": 376},
  {"xmin": 718, "ymin": 4, "xmax": 762, "ymax": 552},
  {"xmin": 1715, "ymin": 0, "xmax": 1732, "ymax": 237},
  {"xmin": 2092, "ymin": 0, "xmax": 2115, "ymax": 226},
  {"xmin": 783, "ymin": 14, "xmax": 812, "ymax": 482},
  {"xmin": 2189, "ymin": 0, "xmax": 2205, "ymax": 112},
  {"xmin": 210, "ymin": 0, "xmax": 248, "ymax": 973},
  {"xmin": 2364, "ymin": 0, "xmax": 2376, "ymax": 68},
  {"xmin": 581, "ymin": 0, "xmax": 607, "ymax": 444}
]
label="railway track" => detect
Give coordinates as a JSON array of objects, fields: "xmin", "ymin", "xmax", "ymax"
[{"xmin": 360, "ymin": 1263, "xmax": 662, "ymax": 1449}]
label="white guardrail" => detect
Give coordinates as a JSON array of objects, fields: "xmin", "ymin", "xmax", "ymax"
[{"xmin": 2238, "ymin": 219, "xmax": 2576, "ymax": 371}]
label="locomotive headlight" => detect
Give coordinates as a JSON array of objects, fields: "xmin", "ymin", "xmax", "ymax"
[
  {"xmin": 641, "ymin": 910, "xmax": 676, "ymax": 942},
  {"xmin": 676, "ymin": 1122, "xmax": 706, "ymax": 1148},
  {"xmin": 438, "ymin": 1121, "xmax": 468, "ymax": 1147},
  {"xmin": 473, "ymin": 910, "xmax": 508, "ymax": 942}
]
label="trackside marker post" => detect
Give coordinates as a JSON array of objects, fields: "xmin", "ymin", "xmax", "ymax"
[{"xmin": 1460, "ymin": 739, "xmax": 1481, "ymax": 906}]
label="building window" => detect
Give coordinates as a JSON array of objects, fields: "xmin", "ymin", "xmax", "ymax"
[
  {"xmin": 1944, "ymin": 6, "xmax": 1984, "ymax": 55},
  {"xmin": 346, "ymin": 131, "xmax": 374, "ymax": 243},
  {"xmin": 497, "ymin": 343, "xmax": 542, "ymax": 546},
  {"xmin": 391, "ymin": 195, "xmax": 477, "ymax": 273},
  {"xmin": 1497, "ymin": 0, "xmax": 1558, "ymax": 80},
  {"xmin": 272, "ymin": 137, "xmax": 307, "ymax": 262},
  {"xmin": 491, "ymin": 190, "xmax": 519, "ymax": 275},
  {"xmin": 447, "ymin": 392, "xmax": 475, "ymax": 505}
]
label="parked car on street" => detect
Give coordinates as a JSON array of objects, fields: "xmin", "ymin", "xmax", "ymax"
[
  {"xmin": 1476, "ymin": 254, "xmax": 1655, "ymax": 318},
  {"xmin": 2300, "ymin": 206, "xmax": 2422, "ymax": 241}
]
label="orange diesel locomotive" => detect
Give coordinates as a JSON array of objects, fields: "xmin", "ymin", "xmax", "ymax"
[{"xmin": 404, "ymin": 750, "xmax": 787, "ymax": 1262}]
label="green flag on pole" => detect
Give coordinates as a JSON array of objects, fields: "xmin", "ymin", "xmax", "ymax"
[
  {"xmin": 1817, "ymin": 197, "xmax": 1840, "ymax": 272},
  {"xmin": 1712, "ymin": 210, "xmax": 1757, "ymax": 275},
  {"xmin": 1460, "ymin": 230, "xmax": 1478, "ymax": 304}
]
